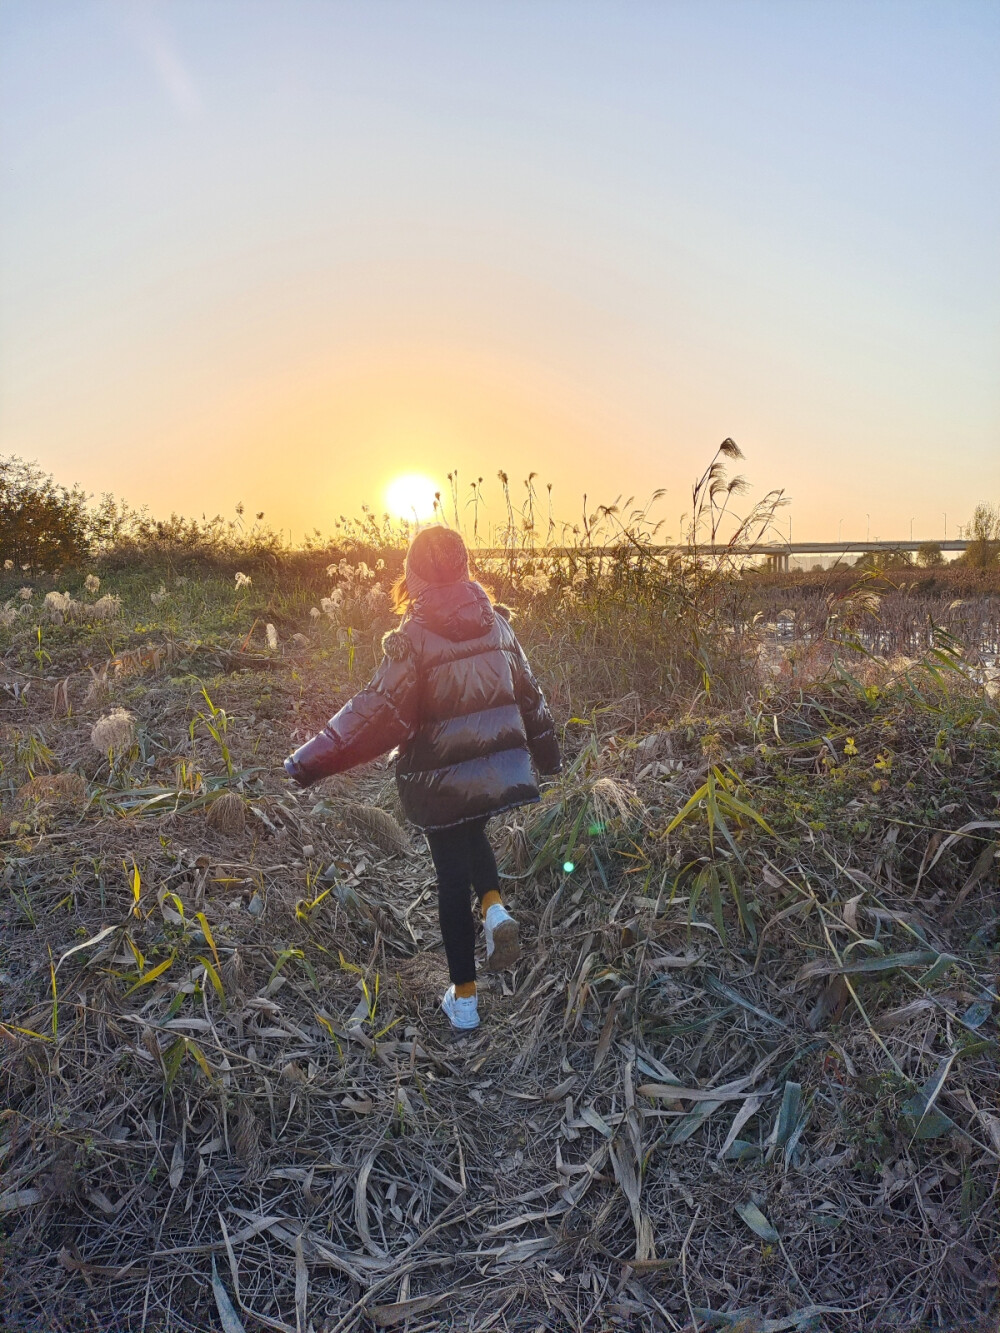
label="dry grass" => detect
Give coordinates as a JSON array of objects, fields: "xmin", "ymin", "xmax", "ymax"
[
  {"xmin": 750, "ymin": 570, "xmax": 1000, "ymax": 672},
  {"xmin": 336, "ymin": 802, "xmax": 412, "ymax": 857},
  {"xmin": 206, "ymin": 790, "xmax": 248, "ymax": 836},
  {"xmin": 15, "ymin": 772, "xmax": 87, "ymax": 809},
  {"xmin": 0, "ymin": 563, "xmax": 998, "ymax": 1333}
]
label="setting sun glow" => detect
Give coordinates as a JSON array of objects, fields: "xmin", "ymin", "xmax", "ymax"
[{"xmin": 385, "ymin": 473, "xmax": 439, "ymax": 521}]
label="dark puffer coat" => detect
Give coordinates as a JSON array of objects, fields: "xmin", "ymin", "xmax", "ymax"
[{"xmin": 284, "ymin": 581, "xmax": 560, "ymax": 829}]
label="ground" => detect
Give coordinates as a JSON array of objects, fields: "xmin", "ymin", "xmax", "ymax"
[{"xmin": 0, "ymin": 566, "xmax": 998, "ymax": 1333}]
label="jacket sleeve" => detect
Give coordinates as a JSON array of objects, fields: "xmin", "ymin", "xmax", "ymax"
[
  {"xmin": 283, "ymin": 630, "xmax": 418, "ymax": 787},
  {"xmin": 507, "ymin": 629, "xmax": 561, "ymax": 776}
]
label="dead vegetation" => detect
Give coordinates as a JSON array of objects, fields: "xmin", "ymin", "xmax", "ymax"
[{"xmin": 0, "ymin": 545, "xmax": 998, "ymax": 1332}]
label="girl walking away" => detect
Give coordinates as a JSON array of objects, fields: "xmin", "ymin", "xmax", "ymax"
[{"xmin": 284, "ymin": 527, "xmax": 561, "ymax": 1031}]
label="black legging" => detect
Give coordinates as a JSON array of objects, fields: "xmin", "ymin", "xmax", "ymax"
[{"xmin": 425, "ymin": 817, "xmax": 500, "ymax": 986}]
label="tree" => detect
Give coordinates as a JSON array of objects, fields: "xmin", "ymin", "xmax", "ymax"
[
  {"xmin": 962, "ymin": 502, "xmax": 1000, "ymax": 569},
  {"xmin": 0, "ymin": 456, "xmax": 90, "ymax": 572},
  {"xmin": 854, "ymin": 548, "xmax": 912, "ymax": 573},
  {"xmin": 916, "ymin": 541, "xmax": 944, "ymax": 567}
]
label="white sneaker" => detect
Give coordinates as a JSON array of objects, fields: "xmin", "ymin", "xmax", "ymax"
[
  {"xmin": 441, "ymin": 985, "xmax": 480, "ymax": 1030},
  {"xmin": 483, "ymin": 902, "xmax": 521, "ymax": 971}
]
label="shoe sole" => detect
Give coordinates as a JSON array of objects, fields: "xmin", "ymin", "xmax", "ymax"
[
  {"xmin": 485, "ymin": 919, "xmax": 521, "ymax": 972},
  {"xmin": 443, "ymin": 1007, "xmax": 480, "ymax": 1031}
]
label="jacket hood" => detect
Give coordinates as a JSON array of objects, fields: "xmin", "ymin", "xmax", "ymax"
[{"xmin": 413, "ymin": 580, "xmax": 495, "ymax": 642}]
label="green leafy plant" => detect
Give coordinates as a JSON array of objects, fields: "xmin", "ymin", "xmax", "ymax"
[
  {"xmin": 191, "ymin": 687, "xmax": 234, "ymax": 780},
  {"xmin": 664, "ymin": 765, "xmax": 774, "ymax": 858}
]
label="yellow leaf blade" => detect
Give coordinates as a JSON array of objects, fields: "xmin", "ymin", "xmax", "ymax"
[
  {"xmin": 196, "ymin": 912, "xmax": 220, "ymax": 970},
  {"xmin": 125, "ymin": 952, "xmax": 176, "ymax": 996}
]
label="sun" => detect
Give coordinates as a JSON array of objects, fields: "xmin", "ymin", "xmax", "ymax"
[{"xmin": 385, "ymin": 473, "xmax": 439, "ymax": 520}]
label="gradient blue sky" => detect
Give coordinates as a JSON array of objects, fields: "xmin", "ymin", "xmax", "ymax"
[{"xmin": 1, "ymin": 0, "xmax": 997, "ymax": 541}]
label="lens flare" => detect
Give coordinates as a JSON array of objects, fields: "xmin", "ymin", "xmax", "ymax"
[
  {"xmin": 562, "ymin": 861, "xmax": 575, "ymax": 874},
  {"xmin": 385, "ymin": 473, "xmax": 439, "ymax": 520}
]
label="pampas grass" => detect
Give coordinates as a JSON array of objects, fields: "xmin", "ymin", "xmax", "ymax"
[
  {"xmin": 41, "ymin": 591, "xmax": 120, "ymax": 624},
  {"xmin": 90, "ymin": 594, "xmax": 121, "ymax": 621},
  {"xmin": 90, "ymin": 709, "xmax": 135, "ymax": 754},
  {"xmin": 590, "ymin": 775, "xmax": 642, "ymax": 827},
  {"xmin": 207, "ymin": 790, "xmax": 247, "ymax": 835},
  {"xmin": 84, "ymin": 667, "xmax": 111, "ymax": 708},
  {"xmin": 340, "ymin": 801, "xmax": 410, "ymax": 855}
]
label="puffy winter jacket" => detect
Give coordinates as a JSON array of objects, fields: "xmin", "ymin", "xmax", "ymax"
[{"xmin": 284, "ymin": 581, "xmax": 560, "ymax": 829}]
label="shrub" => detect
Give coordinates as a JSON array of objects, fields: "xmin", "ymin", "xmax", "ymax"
[
  {"xmin": 90, "ymin": 495, "xmax": 287, "ymax": 572},
  {"xmin": 854, "ymin": 548, "xmax": 912, "ymax": 572},
  {"xmin": 0, "ymin": 456, "xmax": 90, "ymax": 572}
]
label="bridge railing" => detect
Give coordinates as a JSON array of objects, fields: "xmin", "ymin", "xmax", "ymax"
[{"xmin": 466, "ymin": 539, "xmax": 968, "ymax": 559}]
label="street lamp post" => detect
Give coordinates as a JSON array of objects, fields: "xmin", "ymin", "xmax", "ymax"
[{"xmin": 866, "ymin": 514, "xmax": 870, "ymax": 544}]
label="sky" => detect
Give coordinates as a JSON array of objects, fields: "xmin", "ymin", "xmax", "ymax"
[{"xmin": 1, "ymin": 0, "xmax": 998, "ymax": 544}]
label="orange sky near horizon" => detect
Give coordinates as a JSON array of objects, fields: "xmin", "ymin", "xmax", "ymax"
[{"xmin": 1, "ymin": 2, "xmax": 997, "ymax": 545}]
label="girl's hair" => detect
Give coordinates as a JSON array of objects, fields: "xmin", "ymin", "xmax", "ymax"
[
  {"xmin": 391, "ymin": 524, "xmax": 493, "ymax": 615},
  {"xmin": 392, "ymin": 570, "xmax": 495, "ymax": 615},
  {"xmin": 392, "ymin": 527, "xmax": 470, "ymax": 615},
  {"xmin": 408, "ymin": 526, "xmax": 470, "ymax": 584},
  {"xmin": 391, "ymin": 575, "xmax": 412, "ymax": 614}
]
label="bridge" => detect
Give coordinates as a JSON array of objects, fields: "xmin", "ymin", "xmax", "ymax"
[
  {"xmin": 475, "ymin": 539, "xmax": 969, "ymax": 573},
  {"xmin": 720, "ymin": 538, "xmax": 969, "ymax": 573}
]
